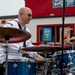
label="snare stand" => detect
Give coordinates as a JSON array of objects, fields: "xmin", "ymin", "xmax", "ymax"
[
  {"xmin": 43, "ymin": 42, "xmax": 49, "ymax": 75},
  {"xmin": 44, "ymin": 48, "xmax": 48, "ymax": 75}
]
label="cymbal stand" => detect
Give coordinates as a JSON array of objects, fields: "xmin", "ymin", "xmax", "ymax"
[
  {"xmin": 44, "ymin": 47, "xmax": 48, "ymax": 75},
  {"xmin": 4, "ymin": 37, "xmax": 10, "ymax": 75}
]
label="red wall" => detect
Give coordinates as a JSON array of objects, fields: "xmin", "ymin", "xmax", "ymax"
[{"xmin": 25, "ymin": 0, "xmax": 75, "ymax": 18}]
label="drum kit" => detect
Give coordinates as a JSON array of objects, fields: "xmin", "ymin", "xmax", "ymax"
[{"xmin": 0, "ymin": 27, "xmax": 75, "ymax": 75}]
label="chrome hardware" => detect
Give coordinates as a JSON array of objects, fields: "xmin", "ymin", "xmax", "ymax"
[{"xmin": 13, "ymin": 63, "xmax": 17, "ymax": 68}]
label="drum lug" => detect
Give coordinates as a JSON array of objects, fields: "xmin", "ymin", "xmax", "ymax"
[
  {"xmin": 56, "ymin": 61, "xmax": 59, "ymax": 65},
  {"xmin": 70, "ymin": 67, "xmax": 75, "ymax": 74},
  {"xmin": 73, "ymin": 55, "xmax": 75, "ymax": 58},
  {"xmin": 13, "ymin": 63, "xmax": 18, "ymax": 68},
  {"xmin": 67, "ymin": 62, "xmax": 73, "ymax": 68},
  {"xmin": 53, "ymin": 64, "xmax": 57, "ymax": 69},
  {"xmin": 66, "ymin": 72, "xmax": 73, "ymax": 75},
  {"xmin": 27, "ymin": 64, "xmax": 31, "ymax": 69},
  {"xmin": 63, "ymin": 63, "xmax": 66, "ymax": 67},
  {"xmin": 68, "ymin": 56, "xmax": 72, "ymax": 62}
]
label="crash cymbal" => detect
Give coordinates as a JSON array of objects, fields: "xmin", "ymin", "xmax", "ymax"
[
  {"xmin": 21, "ymin": 44, "xmax": 69, "ymax": 52},
  {"xmin": 38, "ymin": 44, "xmax": 66, "ymax": 51},
  {"xmin": 0, "ymin": 27, "xmax": 31, "ymax": 43}
]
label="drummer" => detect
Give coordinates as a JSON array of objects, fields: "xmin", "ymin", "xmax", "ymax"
[{"xmin": 0, "ymin": 7, "xmax": 45, "ymax": 75}]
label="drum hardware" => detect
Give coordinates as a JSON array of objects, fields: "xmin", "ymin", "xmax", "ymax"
[
  {"xmin": 21, "ymin": 43, "xmax": 71, "ymax": 75},
  {"xmin": 27, "ymin": 64, "xmax": 31, "ymax": 69},
  {"xmin": 51, "ymin": 68, "xmax": 68, "ymax": 75},
  {"xmin": 67, "ymin": 61, "xmax": 73, "ymax": 68},
  {"xmin": 67, "ymin": 62, "xmax": 75, "ymax": 75},
  {"xmin": 38, "ymin": 51, "xmax": 53, "ymax": 58},
  {"xmin": 66, "ymin": 68, "xmax": 74, "ymax": 75},
  {"xmin": 67, "ymin": 51, "xmax": 73, "ymax": 68},
  {"xmin": 53, "ymin": 64, "xmax": 57, "ymax": 69},
  {"xmin": 35, "ymin": 62, "xmax": 45, "ymax": 75},
  {"xmin": 36, "ymin": 66, "xmax": 45, "ymax": 75},
  {"xmin": 21, "ymin": 44, "xmax": 63, "ymax": 75},
  {"xmin": 21, "ymin": 45, "xmax": 69, "ymax": 52},
  {"xmin": 51, "ymin": 69, "xmax": 60, "ymax": 75},
  {"xmin": 70, "ymin": 67, "xmax": 75, "ymax": 74},
  {"xmin": 52, "ymin": 51, "xmax": 75, "ymax": 74},
  {"xmin": 38, "ymin": 44, "xmax": 48, "ymax": 75},
  {"xmin": 66, "ymin": 73, "xmax": 73, "ymax": 75},
  {"xmin": 22, "ymin": 53, "xmax": 31, "ymax": 58},
  {"xmin": 13, "ymin": 63, "xmax": 18, "ymax": 68},
  {"xmin": 0, "ymin": 27, "xmax": 31, "ymax": 75},
  {"xmin": 68, "ymin": 54, "xmax": 72, "ymax": 62},
  {"xmin": 67, "ymin": 43, "xmax": 75, "ymax": 73},
  {"xmin": 73, "ymin": 55, "xmax": 75, "ymax": 58}
]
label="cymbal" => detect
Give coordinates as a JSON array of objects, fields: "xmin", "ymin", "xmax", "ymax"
[
  {"xmin": 21, "ymin": 44, "xmax": 69, "ymax": 52},
  {"xmin": 0, "ymin": 27, "xmax": 31, "ymax": 43},
  {"xmin": 38, "ymin": 44, "xmax": 69, "ymax": 52},
  {"xmin": 21, "ymin": 46, "xmax": 43, "ymax": 52}
]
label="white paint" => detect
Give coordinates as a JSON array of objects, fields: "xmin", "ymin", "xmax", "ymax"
[{"xmin": 0, "ymin": 0, "xmax": 25, "ymax": 16}]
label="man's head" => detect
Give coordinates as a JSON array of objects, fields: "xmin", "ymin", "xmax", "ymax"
[{"xmin": 18, "ymin": 7, "xmax": 32, "ymax": 26}]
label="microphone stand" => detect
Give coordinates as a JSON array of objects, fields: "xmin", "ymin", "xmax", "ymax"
[{"xmin": 61, "ymin": 0, "xmax": 65, "ymax": 75}]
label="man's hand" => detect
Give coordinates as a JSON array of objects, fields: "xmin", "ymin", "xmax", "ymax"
[{"xmin": 33, "ymin": 54, "xmax": 45, "ymax": 63}]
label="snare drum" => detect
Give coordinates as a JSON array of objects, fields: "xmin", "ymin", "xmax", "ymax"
[
  {"xmin": 53, "ymin": 50, "xmax": 75, "ymax": 69},
  {"xmin": 8, "ymin": 58, "xmax": 36, "ymax": 75}
]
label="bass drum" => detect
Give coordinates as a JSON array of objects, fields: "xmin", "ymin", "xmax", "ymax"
[{"xmin": 7, "ymin": 58, "xmax": 36, "ymax": 75}]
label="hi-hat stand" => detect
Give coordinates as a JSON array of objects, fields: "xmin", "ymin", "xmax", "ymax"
[{"xmin": 4, "ymin": 39, "xmax": 9, "ymax": 75}]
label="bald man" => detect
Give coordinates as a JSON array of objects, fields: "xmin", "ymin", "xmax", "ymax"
[
  {"xmin": 0, "ymin": 7, "xmax": 45, "ymax": 75},
  {"xmin": 2, "ymin": 7, "xmax": 45, "ymax": 61}
]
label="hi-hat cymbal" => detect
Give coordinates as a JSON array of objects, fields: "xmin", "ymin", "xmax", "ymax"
[
  {"xmin": 21, "ymin": 46, "xmax": 44, "ymax": 52},
  {"xmin": 0, "ymin": 27, "xmax": 31, "ymax": 43},
  {"xmin": 21, "ymin": 44, "xmax": 69, "ymax": 52},
  {"xmin": 37, "ymin": 44, "xmax": 68, "ymax": 52}
]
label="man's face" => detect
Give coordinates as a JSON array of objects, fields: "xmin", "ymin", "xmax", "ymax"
[{"xmin": 22, "ymin": 9, "xmax": 32, "ymax": 24}]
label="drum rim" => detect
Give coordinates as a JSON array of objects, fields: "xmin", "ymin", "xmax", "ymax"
[
  {"xmin": 7, "ymin": 58, "xmax": 35, "ymax": 62},
  {"xmin": 55, "ymin": 50, "xmax": 75, "ymax": 55}
]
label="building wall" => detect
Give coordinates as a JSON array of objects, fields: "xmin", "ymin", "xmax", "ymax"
[{"xmin": 27, "ymin": 16, "xmax": 75, "ymax": 42}]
